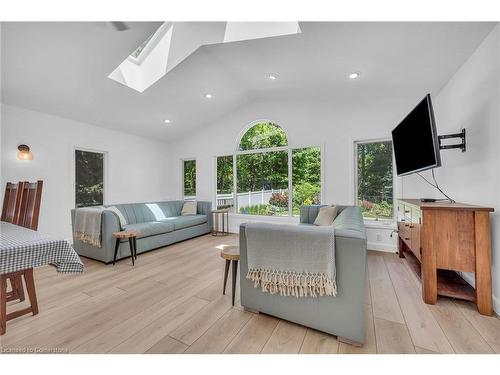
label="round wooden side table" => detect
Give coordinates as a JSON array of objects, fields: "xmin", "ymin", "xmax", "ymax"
[
  {"xmin": 220, "ymin": 246, "xmax": 239, "ymax": 306},
  {"xmin": 112, "ymin": 230, "xmax": 139, "ymax": 266}
]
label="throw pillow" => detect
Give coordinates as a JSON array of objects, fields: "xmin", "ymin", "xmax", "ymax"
[
  {"xmin": 181, "ymin": 200, "xmax": 197, "ymax": 216},
  {"xmin": 313, "ymin": 205, "xmax": 338, "ymax": 226},
  {"xmin": 105, "ymin": 206, "xmax": 127, "ymax": 227}
]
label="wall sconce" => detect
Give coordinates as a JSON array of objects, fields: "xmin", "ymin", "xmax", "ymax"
[{"xmin": 17, "ymin": 144, "xmax": 34, "ymax": 160}]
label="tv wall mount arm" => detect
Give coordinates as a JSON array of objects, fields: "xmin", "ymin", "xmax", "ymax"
[{"xmin": 438, "ymin": 128, "xmax": 466, "ymax": 152}]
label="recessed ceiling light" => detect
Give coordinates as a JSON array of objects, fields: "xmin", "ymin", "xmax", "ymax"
[
  {"xmin": 164, "ymin": 119, "xmax": 171, "ymax": 124},
  {"xmin": 349, "ymin": 72, "xmax": 361, "ymax": 79},
  {"xmin": 268, "ymin": 74, "xmax": 277, "ymax": 80},
  {"xmin": 204, "ymin": 93, "xmax": 213, "ymax": 99}
]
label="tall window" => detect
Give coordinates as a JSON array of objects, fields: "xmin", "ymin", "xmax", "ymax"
[
  {"xmin": 183, "ymin": 159, "xmax": 196, "ymax": 200},
  {"xmin": 292, "ymin": 147, "xmax": 321, "ymax": 216},
  {"xmin": 237, "ymin": 150, "xmax": 289, "ymax": 216},
  {"xmin": 215, "ymin": 122, "xmax": 321, "ymax": 216},
  {"xmin": 75, "ymin": 149, "xmax": 105, "ymax": 208},
  {"xmin": 216, "ymin": 155, "xmax": 234, "ymax": 211},
  {"xmin": 356, "ymin": 140, "xmax": 394, "ymax": 221}
]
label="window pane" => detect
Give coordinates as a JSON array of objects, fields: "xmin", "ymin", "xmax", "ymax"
[
  {"xmin": 357, "ymin": 141, "xmax": 393, "ymax": 221},
  {"xmin": 183, "ymin": 159, "xmax": 196, "ymax": 199},
  {"xmin": 292, "ymin": 147, "xmax": 321, "ymax": 216},
  {"xmin": 75, "ymin": 150, "xmax": 104, "ymax": 208},
  {"xmin": 239, "ymin": 122, "xmax": 287, "ymax": 151},
  {"xmin": 216, "ymin": 155, "xmax": 234, "ymax": 212},
  {"xmin": 236, "ymin": 151, "xmax": 288, "ymax": 216}
]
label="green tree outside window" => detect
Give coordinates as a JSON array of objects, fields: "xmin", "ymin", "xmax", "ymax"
[
  {"xmin": 183, "ymin": 159, "xmax": 196, "ymax": 198},
  {"xmin": 357, "ymin": 141, "xmax": 394, "ymax": 220}
]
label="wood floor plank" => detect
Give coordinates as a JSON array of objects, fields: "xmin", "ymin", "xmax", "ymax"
[
  {"xmin": 454, "ymin": 300, "xmax": 500, "ymax": 353},
  {"xmin": 261, "ymin": 320, "xmax": 307, "ymax": 354},
  {"xmin": 145, "ymin": 336, "xmax": 188, "ymax": 354},
  {"xmin": 7, "ymin": 281, "xmax": 171, "ymax": 351},
  {"xmin": 195, "ymin": 277, "xmax": 224, "ymax": 302},
  {"xmin": 428, "ymin": 299, "xmax": 494, "ymax": 354},
  {"xmin": 367, "ymin": 255, "xmax": 405, "ymax": 324},
  {"xmin": 224, "ymin": 313, "xmax": 280, "ymax": 354},
  {"xmin": 109, "ymin": 297, "xmax": 209, "ymax": 353},
  {"xmin": 415, "ymin": 346, "xmax": 439, "ymax": 354},
  {"xmin": 72, "ymin": 279, "xmax": 213, "ymax": 353},
  {"xmin": 374, "ymin": 318, "xmax": 416, "ymax": 354},
  {"xmin": 4, "ymin": 236, "xmax": 497, "ymax": 355},
  {"xmin": 384, "ymin": 256, "xmax": 454, "ymax": 353},
  {"xmin": 169, "ymin": 295, "xmax": 233, "ymax": 345},
  {"xmin": 186, "ymin": 308, "xmax": 252, "ymax": 353},
  {"xmin": 299, "ymin": 328, "xmax": 339, "ymax": 354}
]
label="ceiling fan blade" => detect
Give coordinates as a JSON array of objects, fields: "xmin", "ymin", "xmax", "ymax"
[{"xmin": 110, "ymin": 22, "xmax": 129, "ymax": 31}]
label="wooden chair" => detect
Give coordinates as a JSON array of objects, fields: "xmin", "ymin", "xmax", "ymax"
[
  {"xmin": 1, "ymin": 182, "xmax": 23, "ymax": 224},
  {"xmin": 1, "ymin": 181, "xmax": 43, "ymax": 335},
  {"xmin": 1, "ymin": 182, "xmax": 25, "ymax": 303},
  {"xmin": 14, "ymin": 181, "xmax": 44, "ymax": 231}
]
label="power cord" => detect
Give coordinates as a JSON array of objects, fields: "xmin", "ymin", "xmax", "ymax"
[{"xmin": 416, "ymin": 169, "xmax": 455, "ymax": 203}]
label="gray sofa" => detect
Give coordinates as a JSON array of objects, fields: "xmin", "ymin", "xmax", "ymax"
[
  {"xmin": 71, "ymin": 201, "xmax": 212, "ymax": 263},
  {"xmin": 239, "ymin": 205, "xmax": 367, "ymax": 345}
]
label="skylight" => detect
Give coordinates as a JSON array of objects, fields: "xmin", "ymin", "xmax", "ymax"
[
  {"xmin": 108, "ymin": 22, "xmax": 301, "ymax": 93},
  {"xmin": 130, "ymin": 33, "xmax": 154, "ymax": 59}
]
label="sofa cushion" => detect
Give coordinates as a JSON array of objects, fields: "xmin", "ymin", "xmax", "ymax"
[
  {"xmin": 166, "ymin": 215, "xmax": 208, "ymax": 230},
  {"xmin": 181, "ymin": 201, "xmax": 197, "ymax": 216},
  {"xmin": 313, "ymin": 205, "xmax": 338, "ymax": 226},
  {"xmin": 122, "ymin": 221, "xmax": 175, "ymax": 238}
]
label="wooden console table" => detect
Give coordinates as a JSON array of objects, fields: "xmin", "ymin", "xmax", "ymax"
[{"xmin": 397, "ymin": 199, "xmax": 494, "ymax": 316}]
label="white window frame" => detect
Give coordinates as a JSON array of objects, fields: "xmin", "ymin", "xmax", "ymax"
[
  {"xmin": 181, "ymin": 158, "xmax": 196, "ymax": 201},
  {"xmin": 214, "ymin": 154, "xmax": 235, "ymax": 211},
  {"xmin": 73, "ymin": 147, "xmax": 108, "ymax": 208},
  {"xmin": 214, "ymin": 121, "xmax": 323, "ymax": 217},
  {"xmin": 353, "ymin": 138, "xmax": 396, "ymax": 223}
]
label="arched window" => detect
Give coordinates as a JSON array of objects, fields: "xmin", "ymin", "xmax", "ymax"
[
  {"xmin": 238, "ymin": 122, "xmax": 288, "ymax": 151},
  {"xmin": 215, "ymin": 121, "xmax": 321, "ymax": 217}
]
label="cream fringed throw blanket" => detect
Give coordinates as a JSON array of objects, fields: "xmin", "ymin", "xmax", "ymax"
[
  {"xmin": 245, "ymin": 223, "xmax": 336, "ymax": 298},
  {"xmin": 74, "ymin": 207, "xmax": 105, "ymax": 247}
]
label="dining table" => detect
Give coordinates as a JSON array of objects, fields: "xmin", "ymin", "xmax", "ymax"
[{"xmin": 0, "ymin": 221, "xmax": 84, "ymax": 335}]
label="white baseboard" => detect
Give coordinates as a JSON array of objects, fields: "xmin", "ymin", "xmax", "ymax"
[{"xmin": 367, "ymin": 242, "xmax": 397, "ymax": 253}]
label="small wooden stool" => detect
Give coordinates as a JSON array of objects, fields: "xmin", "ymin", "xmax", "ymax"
[
  {"xmin": 220, "ymin": 246, "xmax": 239, "ymax": 306},
  {"xmin": 112, "ymin": 230, "xmax": 139, "ymax": 266}
]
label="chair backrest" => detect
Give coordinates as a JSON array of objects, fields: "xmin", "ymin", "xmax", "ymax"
[
  {"xmin": 1, "ymin": 182, "xmax": 23, "ymax": 223},
  {"xmin": 13, "ymin": 181, "xmax": 43, "ymax": 230}
]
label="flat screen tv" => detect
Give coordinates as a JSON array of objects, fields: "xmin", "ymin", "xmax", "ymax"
[{"xmin": 392, "ymin": 94, "xmax": 441, "ymax": 176}]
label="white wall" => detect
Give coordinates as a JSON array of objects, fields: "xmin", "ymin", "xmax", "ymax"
[
  {"xmin": 166, "ymin": 95, "xmax": 423, "ymax": 251},
  {"xmin": 402, "ymin": 25, "xmax": 500, "ymax": 313},
  {"xmin": 0, "ymin": 104, "xmax": 170, "ymax": 239}
]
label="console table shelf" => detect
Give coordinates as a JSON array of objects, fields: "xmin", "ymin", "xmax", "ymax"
[{"xmin": 401, "ymin": 247, "xmax": 476, "ymax": 302}]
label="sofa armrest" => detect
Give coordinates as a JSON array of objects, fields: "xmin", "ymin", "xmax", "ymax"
[
  {"xmin": 197, "ymin": 201, "xmax": 213, "ymax": 231},
  {"xmin": 101, "ymin": 210, "xmax": 121, "ymax": 251},
  {"xmin": 70, "ymin": 209, "xmax": 121, "ymax": 263}
]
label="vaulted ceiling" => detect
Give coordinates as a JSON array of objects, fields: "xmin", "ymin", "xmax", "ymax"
[{"xmin": 1, "ymin": 22, "xmax": 496, "ymax": 142}]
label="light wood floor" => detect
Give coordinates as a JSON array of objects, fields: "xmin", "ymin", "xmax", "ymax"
[{"xmin": 1, "ymin": 234, "xmax": 499, "ymax": 354}]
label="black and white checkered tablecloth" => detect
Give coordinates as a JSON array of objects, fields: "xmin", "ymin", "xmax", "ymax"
[{"xmin": 0, "ymin": 221, "xmax": 84, "ymax": 274}]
